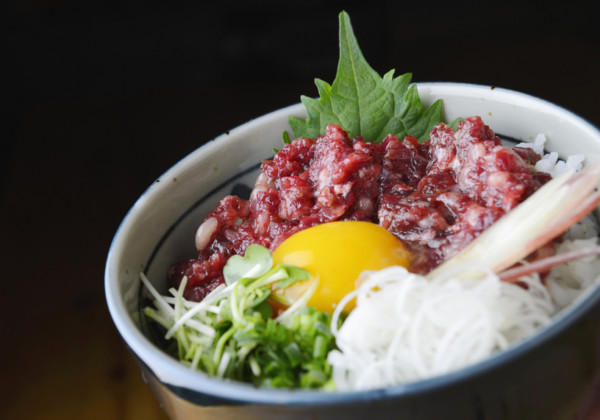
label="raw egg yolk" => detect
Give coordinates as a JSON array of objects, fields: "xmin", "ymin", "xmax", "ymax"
[{"xmin": 271, "ymin": 221, "xmax": 410, "ymax": 314}]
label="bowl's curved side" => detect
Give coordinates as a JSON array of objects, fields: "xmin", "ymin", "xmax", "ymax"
[
  {"xmin": 105, "ymin": 102, "xmax": 307, "ymax": 391},
  {"xmin": 106, "ymin": 83, "xmax": 600, "ymax": 418},
  {"xmin": 138, "ymin": 307, "xmax": 600, "ymax": 419}
]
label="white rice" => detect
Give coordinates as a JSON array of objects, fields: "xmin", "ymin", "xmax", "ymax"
[
  {"xmin": 328, "ymin": 135, "xmax": 600, "ymax": 391},
  {"xmin": 516, "ymin": 133, "xmax": 585, "ymax": 178}
]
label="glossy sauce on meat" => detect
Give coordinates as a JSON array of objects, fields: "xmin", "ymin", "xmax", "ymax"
[{"xmin": 169, "ymin": 117, "xmax": 552, "ymax": 301}]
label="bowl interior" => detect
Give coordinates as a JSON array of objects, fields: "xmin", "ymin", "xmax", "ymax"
[{"xmin": 105, "ymin": 82, "xmax": 600, "ymax": 403}]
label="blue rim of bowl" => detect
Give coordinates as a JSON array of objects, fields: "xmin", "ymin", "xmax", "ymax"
[{"xmin": 106, "ymin": 83, "xmax": 600, "ymax": 406}]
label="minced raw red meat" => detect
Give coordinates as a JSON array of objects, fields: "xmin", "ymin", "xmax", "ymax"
[{"xmin": 168, "ymin": 116, "xmax": 552, "ymax": 301}]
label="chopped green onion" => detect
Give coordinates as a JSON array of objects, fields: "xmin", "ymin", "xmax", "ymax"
[{"xmin": 141, "ymin": 245, "xmax": 337, "ymax": 389}]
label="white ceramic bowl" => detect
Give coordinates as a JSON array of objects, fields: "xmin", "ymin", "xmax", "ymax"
[{"xmin": 106, "ymin": 83, "xmax": 600, "ymax": 419}]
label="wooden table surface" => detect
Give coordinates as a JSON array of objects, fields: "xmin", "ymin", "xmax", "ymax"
[
  {"xmin": 3, "ymin": 303, "xmax": 168, "ymax": 419},
  {"xmin": 3, "ymin": 2, "xmax": 600, "ymax": 419}
]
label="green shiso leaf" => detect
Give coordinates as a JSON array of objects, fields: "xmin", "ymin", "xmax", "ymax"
[
  {"xmin": 288, "ymin": 11, "xmax": 443, "ymax": 143},
  {"xmin": 282, "ymin": 131, "xmax": 292, "ymax": 145},
  {"xmin": 449, "ymin": 116, "xmax": 462, "ymax": 131}
]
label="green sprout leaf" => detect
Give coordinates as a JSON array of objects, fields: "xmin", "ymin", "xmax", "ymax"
[
  {"xmin": 276, "ymin": 265, "xmax": 311, "ymax": 290},
  {"xmin": 223, "ymin": 244, "xmax": 273, "ymax": 286},
  {"xmin": 288, "ymin": 11, "xmax": 443, "ymax": 143}
]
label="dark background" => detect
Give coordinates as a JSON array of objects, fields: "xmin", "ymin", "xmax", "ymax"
[{"xmin": 3, "ymin": 1, "xmax": 600, "ymax": 418}]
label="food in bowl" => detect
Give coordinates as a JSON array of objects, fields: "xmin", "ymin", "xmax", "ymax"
[
  {"xmin": 167, "ymin": 117, "xmax": 554, "ymax": 300},
  {"xmin": 139, "ymin": 11, "xmax": 600, "ymax": 394}
]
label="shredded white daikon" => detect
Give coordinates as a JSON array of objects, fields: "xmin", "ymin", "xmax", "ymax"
[{"xmin": 328, "ymin": 265, "xmax": 557, "ymax": 391}]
